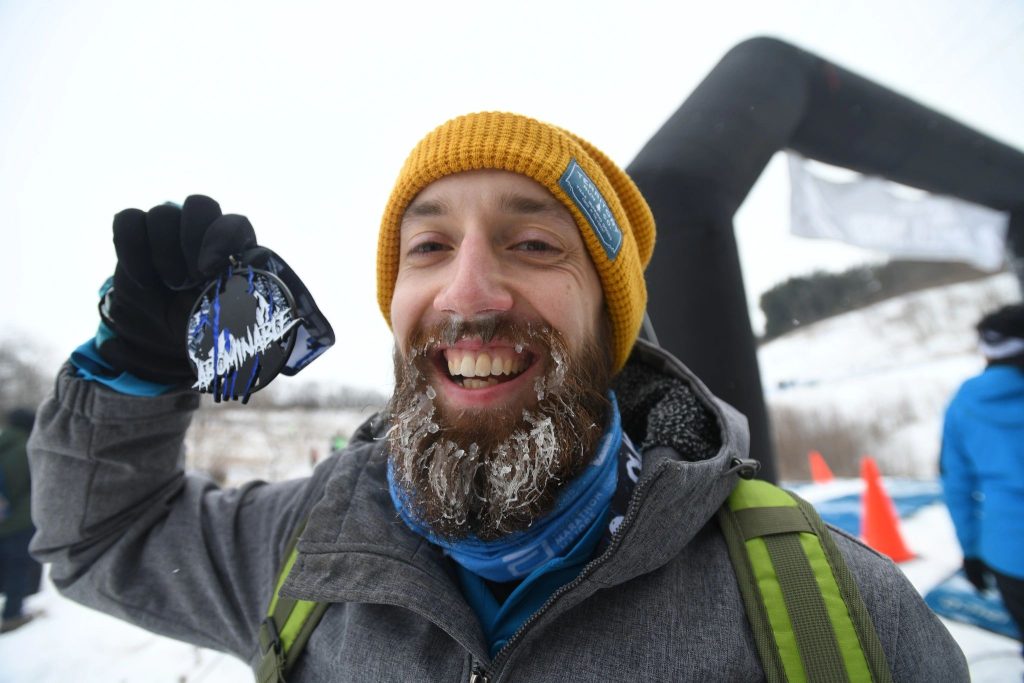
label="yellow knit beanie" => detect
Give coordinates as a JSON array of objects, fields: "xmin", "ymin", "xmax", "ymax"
[{"xmin": 377, "ymin": 111, "xmax": 655, "ymax": 373}]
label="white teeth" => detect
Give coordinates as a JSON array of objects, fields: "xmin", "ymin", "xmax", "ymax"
[{"xmin": 444, "ymin": 348, "xmax": 526, "ymax": 379}]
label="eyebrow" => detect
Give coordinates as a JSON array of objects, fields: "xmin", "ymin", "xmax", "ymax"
[
  {"xmin": 496, "ymin": 192, "xmax": 565, "ymax": 216},
  {"xmin": 402, "ymin": 198, "xmax": 449, "ymax": 220}
]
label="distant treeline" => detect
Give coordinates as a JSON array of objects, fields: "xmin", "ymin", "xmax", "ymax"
[
  {"xmin": 0, "ymin": 340, "xmax": 387, "ymax": 415},
  {"xmin": 759, "ymin": 260, "xmax": 992, "ymax": 341},
  {"xmin": 0, "ymin": 342, "xmax": 51, "ymax": 418},
  {"xmin": 246, "ymin": 381, "xmax": 388, "ymax": 411}
]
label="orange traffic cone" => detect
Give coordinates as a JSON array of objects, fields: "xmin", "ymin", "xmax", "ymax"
[
  {"xmin": 860, "ymin": 456, "xmax": 914, "ymax": 563},
  {"xmin": 808, "ymin": 450, "xmax": 835, "ymax": 483}
]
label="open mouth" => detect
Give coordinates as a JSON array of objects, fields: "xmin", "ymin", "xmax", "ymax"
[{"xmin": 439, "ymin": 346, "xmax": 534, "ymax": 389}]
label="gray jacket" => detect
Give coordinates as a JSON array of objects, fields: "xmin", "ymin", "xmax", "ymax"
[{"xmin": 29, "ymin": 341, "xmax": 968, "ymax": 681}]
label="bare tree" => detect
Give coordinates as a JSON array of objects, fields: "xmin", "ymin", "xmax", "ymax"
[{"xmin": 0, "ymin": 341, "xmax": 52, "ymax": 416}]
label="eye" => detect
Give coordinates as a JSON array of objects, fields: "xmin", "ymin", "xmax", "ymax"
[
  {"xmin": 514, "ymin": 239, "xmax": 560, "ymax": 253},
  {"xmin": 408, "ymin": 241, "xmax": 447, "ymax": 255},
  {"xmin": 403, "ymin": 232, "xmax": 454, "ymax": 260}
]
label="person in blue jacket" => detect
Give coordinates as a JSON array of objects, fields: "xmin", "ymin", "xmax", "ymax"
[{"xmin": 941, "ymin": 303, "xmax": 1024, "ymax": 647}]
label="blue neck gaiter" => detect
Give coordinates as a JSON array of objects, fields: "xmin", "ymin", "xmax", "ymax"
[{"xmin": 388, "ymin": 393, "xmax": 622, "ymax": 582}]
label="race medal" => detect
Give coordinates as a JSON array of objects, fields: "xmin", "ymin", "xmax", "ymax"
[{"xmin": 186, "ymin": 266, "xmax": 300, "ymax": 403}]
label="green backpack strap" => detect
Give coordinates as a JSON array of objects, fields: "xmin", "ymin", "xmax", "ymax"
[
  {"xmin": 718, "ymin": 478, "xmax": 893, "ymax": 683},
  {"xmin": 256, "ymin": 520, "xmax": 329, "ymax": 683}
]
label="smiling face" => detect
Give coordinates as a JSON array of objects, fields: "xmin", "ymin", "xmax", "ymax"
[
  {"xmin": 391, "ymin": 169, "xmax": 606, "ymax": 413},
  {"xmin": 386, "ymin": 169, "xmax": 613, "ymax": 540}
]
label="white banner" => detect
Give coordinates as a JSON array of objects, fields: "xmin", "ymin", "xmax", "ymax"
[{"xmin": 788, "ymin": 153, "xmax": 1009, "ymax": 272}]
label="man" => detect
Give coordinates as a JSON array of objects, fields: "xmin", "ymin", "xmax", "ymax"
[
  {"xmin": 29, "ymin": 112, "xmax": 966, "ymax": 680},
  {"xmin": 941, "ymin": 303, "xmax": 1024, "ymax": 649},
  {"xmin": 1, "ymin": 408, "xmax": 43, "ymax": 634}
]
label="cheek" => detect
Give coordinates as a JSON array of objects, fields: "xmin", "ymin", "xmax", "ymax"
[
  {"xmin": 390, "ymin": 278, "xmax": 426, "ymax": 350},
  {"xmin": 575, "ymin": 270, "xmax": 605, "ymax": 343},
  {"xmin": 540, "ymin": 283, "xmax": 604, "ymax": 349}
]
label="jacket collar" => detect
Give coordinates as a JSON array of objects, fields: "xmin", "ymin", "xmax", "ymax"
[{"xmin": 282, "ymin": 341, "xmax": 750, "ymax": 654}]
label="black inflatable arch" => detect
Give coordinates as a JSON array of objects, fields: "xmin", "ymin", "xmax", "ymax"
[{"xmin": 628, "ymin": 37, "xmax": 1024, "ymax": 481}]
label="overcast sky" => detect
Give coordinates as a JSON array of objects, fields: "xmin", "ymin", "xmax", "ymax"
[{"xmin": 2, "ymin": 0, "xmax": 1022, "ymax": 393}]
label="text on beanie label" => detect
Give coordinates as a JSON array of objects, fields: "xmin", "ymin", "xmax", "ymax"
[{"xmin": 558, "ymin": 159, "xmax": 622, "ymax": 260}]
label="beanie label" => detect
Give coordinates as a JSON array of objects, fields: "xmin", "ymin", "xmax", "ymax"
[{"xmin": 559, "ymin": 159, "xmax": 622, "ymax": 260}]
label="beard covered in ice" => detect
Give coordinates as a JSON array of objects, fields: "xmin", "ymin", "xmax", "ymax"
[{"xmin": 386, "ymin": 314, "xmax": 611, "ymax": 541}]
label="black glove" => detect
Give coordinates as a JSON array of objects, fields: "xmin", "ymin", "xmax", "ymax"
[
  {"xmin": 963, "ymin": 557, "xmax": 992, "ymax": 592},
  {"xmin": 98, "ymin": 195, "xmax": 258, "ymax": 386}
]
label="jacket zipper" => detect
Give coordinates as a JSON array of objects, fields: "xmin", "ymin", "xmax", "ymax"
[
  {"xmin": 481, "ymin": 463, "xmax": 667, "ymax": 681},
  {"xmin": 469, "ymin": 658, "xmax": 490, "ymax": 682}
]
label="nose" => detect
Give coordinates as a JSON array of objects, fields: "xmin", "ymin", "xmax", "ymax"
[{"xmin": 433, "ymin": 233, "xmax": 513, "ymax": 317}]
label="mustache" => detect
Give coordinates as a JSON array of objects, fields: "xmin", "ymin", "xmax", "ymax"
[{"xmin": 407, "ymin": 313, "xmax": 548, "ymax": 353}]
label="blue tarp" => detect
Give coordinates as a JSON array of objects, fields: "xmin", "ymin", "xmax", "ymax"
[
  {"xmin": 925, "ymin": 571, "xmax": 1022, "ymax": 640},
  {"xmin": 805, "ymin": 479, "xmax": 944, "ymax": 536}
]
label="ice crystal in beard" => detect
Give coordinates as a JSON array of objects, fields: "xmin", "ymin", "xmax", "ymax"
[
  {"xmin": 484, "ymin": 413, "xmax": 559, "ymax": 513},
  {"xmin": 386, "ymin": 315, "xmax": 611, "ymax": 541},
  {"xmin": 534, "ymin": 344, "xmax": 567, "ymax": 402}
]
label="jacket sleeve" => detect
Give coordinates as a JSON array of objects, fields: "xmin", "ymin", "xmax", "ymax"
[
  {"xmin": 938, "ymin": 401, "xmax": 980, "ymax": 558},
  {"xmin": 28, "ymin": 364, "xmax": 318, "ymax": 661}
]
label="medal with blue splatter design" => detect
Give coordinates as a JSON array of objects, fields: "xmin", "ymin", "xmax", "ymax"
[{"xmin": 186, "ymin": 264, "xmax": 300, "ymax": 403}]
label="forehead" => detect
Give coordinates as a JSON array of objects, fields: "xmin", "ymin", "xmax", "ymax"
[{"xmin": 401, "ymin": 169, "xmax": 579, "ymax": 232}]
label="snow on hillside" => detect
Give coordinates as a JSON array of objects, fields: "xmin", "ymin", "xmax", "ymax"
[
  {"xmin": 759, "ymin": 272, "xmax": 1021, "ymax": 477},
  {"xmin": 2, "ymin": 273, "xmax": 1022, "ymax": 681},
  {"xmin": 184, "ymin": 406, "xmax": 379, "ymax": 486}
]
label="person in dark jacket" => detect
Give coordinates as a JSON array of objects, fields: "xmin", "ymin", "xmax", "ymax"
[
  {"xmin": 28, "ymin": 112, "xmax": 968, "ymax": 680},
  {"xmin": 941, "ymin": 303, "xmax": 1024, "ymax": 648},
  {"xmin": 1, "ymin": 407, "xmax": 42, "ymax": 634}
]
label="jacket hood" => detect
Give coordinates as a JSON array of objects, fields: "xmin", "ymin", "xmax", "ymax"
[
  {"xmin": 592, "ymin": 338, "xmax": 749, "ymax": 584},
  {"xmin": 954, "ymin": 365, "xmax": 1024, "ymax": 426}
]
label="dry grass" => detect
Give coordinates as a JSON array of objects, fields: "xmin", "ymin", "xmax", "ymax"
[{"xmin": 771, "ymin": 398, "xmax": 923, "ymax": 480}]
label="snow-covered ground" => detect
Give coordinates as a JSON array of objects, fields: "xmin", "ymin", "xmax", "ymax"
[
  {"xmin": 1, "ymin": 577, "xmax": 252, "ymax": 681},
  {"xmin": 2, "ymin": 273, "xmax": 1022, "ymax": 680}
]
